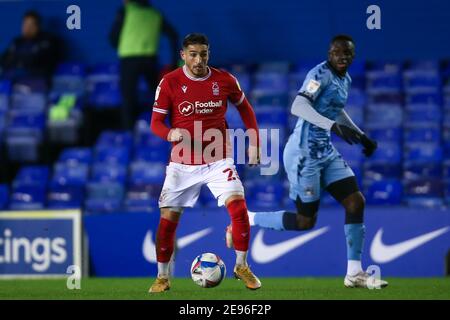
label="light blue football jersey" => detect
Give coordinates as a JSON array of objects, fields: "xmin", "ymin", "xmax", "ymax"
[{"xmin": 292, "ymin": 61, "xmax": 352, "ymax": 159}]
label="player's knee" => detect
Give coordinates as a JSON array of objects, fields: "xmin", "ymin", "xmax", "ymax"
[
  {"xmin": 343, "ymin": 192, "xmax": 365, "ymax": 224},
  {"xmin": 295, "ymin": 214, "xmax": 317, "ymax": 230}
]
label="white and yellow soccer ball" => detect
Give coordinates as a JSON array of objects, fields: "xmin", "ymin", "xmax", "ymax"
[{"xmin": 190, "ymin": 253, "xmax": 226, "ymax": 288}]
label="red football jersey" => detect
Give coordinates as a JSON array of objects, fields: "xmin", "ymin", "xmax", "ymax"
[{"xmin": 152, "ymin": 65, "xmax": 247, "ymax": 164}]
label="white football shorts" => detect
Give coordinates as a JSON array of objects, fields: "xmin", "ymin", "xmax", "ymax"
[{"xmin": 158, "ymin": 158, "xmax": 245, "ymax": 208}]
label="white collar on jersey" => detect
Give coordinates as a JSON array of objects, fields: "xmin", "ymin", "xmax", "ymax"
[{"xmin": 182, "ymin": 65, "xmax": 212, "ymax": 81}]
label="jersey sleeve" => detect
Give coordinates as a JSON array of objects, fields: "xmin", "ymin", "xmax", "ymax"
[
  {"xmin": 150, "ymin": 77, "xmax": 172, "ymax": 140},
  {"xmin": 298, "ymin": 67, "xmax": 331, "ymax": 103},
  {"xmin": 226, "ymin": 73, "xmax": 246, "ymax": 106},
  {"xmin": 152, "ymin": 78, "xmax": 172, "ymax": 115}
]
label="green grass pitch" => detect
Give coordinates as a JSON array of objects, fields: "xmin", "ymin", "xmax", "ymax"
[{"xmin": 0, "ymin": 277, "xmax": 449, "ymax": 300}]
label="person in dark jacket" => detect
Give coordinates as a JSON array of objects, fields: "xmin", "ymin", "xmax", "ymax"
[{"xmin": 1, "ymin": 10, "xmax": 61, "ymax": 83}]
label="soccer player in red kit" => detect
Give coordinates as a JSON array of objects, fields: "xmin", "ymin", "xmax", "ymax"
[{"xmin": 148, "ymin": 33, "xmax": 262, "ymax": 293}]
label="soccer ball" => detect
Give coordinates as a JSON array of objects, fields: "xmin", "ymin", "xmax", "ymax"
[{"xmin": 190, "ymin": 253, "xmax": 226, "ymax": 288}]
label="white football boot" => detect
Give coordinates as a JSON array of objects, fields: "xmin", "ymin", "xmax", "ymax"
[{"xmin": 344, "ymin": 271, "xmax": 389, "ymax": 289}]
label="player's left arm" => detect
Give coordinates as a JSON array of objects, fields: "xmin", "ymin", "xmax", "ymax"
[
  {"xmin": 336, "ymin": 109, "xmax": 378, "ymax": 157},
  {"xmin": 228, "ymin": 74, "xmax": 260, "ymax": 165}
]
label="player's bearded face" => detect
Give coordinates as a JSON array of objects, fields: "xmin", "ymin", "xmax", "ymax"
[
  {"xmin": 328, "ymin": 41, "xmax": 355, "ymax": 75},
  {"xmin": 182, "ymin": 44, "xmax": 210, "ymax": 78}
]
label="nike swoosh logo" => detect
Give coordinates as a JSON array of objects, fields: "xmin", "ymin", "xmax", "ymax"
[
  {"xmin": 370, "ymin": 226, "xmax": 449, "ymax": 263},
  {"xmin": 143, "ymin": 228, "xmax": 213, "ymax": 263},
  {"xmin": 251, "ymin": 226, "xmax": 329, "ymax": 264}
]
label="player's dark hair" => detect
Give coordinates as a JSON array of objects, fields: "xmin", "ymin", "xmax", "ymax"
[
  {"xmin": 23, "ymin": 10, "xmax": 41, "ymax": 27},
  {"xmin": 183, "ymin": 33, "xmax": 209, "ymax": 48},
  {"xmin": 331, "ymin": 34, "xmax": 354, "ymax": 45}
]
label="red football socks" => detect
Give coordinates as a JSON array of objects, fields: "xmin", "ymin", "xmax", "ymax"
[
  {"xmin": 226, "ymin": 199, "xmax": 250, "ymax": 251},
  {"xmin": 156, "ymin": 217, "xmax": 178, "ymax": 263}
]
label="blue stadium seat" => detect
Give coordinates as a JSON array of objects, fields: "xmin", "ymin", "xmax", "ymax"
[
  {"xmin": 406, "ymin": 60, "xmax": 439, "ymax": 72},
  {"xmin": 404, "ymin": 104, "xmax": 441, "ymax": 124},
  {"xmin": 404, "ymin": 178, "xmax": 443, "ymax": 207},
  {"xmin": 87, "ymin": 81, "xmax": 122, "ymax": 108},
  {"xmin": 365, "ymin": 128, "xmax": 402, "ymax": 143},
  {"xmin": 406, "ymin": 92, "xmax": 442, "ymax": 105},
  {"xmin": 404, "ymin": 143, "xmax": 442, "ymax": 164},
  {"xmin": 94, "ymin": 146, "xmax": 130, "ymax": 165},
  {"xmin": 86, "ymin": 182, "xmax": 124, "ymax": 199},
  {"xmin": 55, "ymin": 62, "xmax": 86, "ymax": 77},
  {"xmin": 366, "ymin": 72, "xmax": 402, "ymax": 94},
  {"xmin": 126, "ymin": 184, "xmax": 161, "ymax": 203},
  {"xmin": 252, "ymin": 72, "xmax": 289, "ymax": 93},
  {"xmin": 9, "ymin": 185, "xmax": 46, "ymax": 210},
  {"xmin": 403, "ymin": 70, "xmax": 441, "ymax": 94},
  {"xmin": 52, "ymin": 163, "xmax": 89, "ymax": 187},
  {"xmin": 5, "ymin": 135, "xmax": 41, "ymax": 162},
  {"xmin": 123, "ymin": 197, "xmax": 157, "ymax": 213},
  {"xmin": 13, "ymin": 77, "xmax": 48, "ymax": 94},
  {"xmin": 365, "ymin": 104, "xmax": 403, "ymax": 129},
  {"xmin": 364, "ymin": 164, "xmax": 403, "ymax": 183},
  {"xmin": 11, "ymin": 93, "xmax": 46, "ymax": 111},
  {"xmin": 13, "ymin": 166, "xmax": 49, "ymax": 187},
  {"xmin": 84, "ymin": 198, "xmax": 123, "ymax": 213},
  {"xmin": 244, "ymin": 181, "xmax": 284, "ymax": 209},
  {"xmin": 91, "ymin": 164, "xmax": 127, "ymax": 184},
  {"xmin": 133, "ymin": 146, "xmax": 169, "ymax": 163},
  {"xmin": 364, "ymin": 142, "xmax": 402, "ymax": 165},
  {"xmin": 47, "ymin": 183, "xmax": 84, "ymax": 209},
  {"xmin": 365, "ymin": 179, "xmax": 402, "ymax": 205},
  {"xmin": 96, "ymin": 130, "xmax": 133, "ymax": 148},
  {"xmin": 58, "ymin": 147, "xmax": 93, "ymax": 165},
  {"xmin": 129, "ymin": 161, "xmax": 165, "ymax": 186},
  {"xmin": 404, "ymin": 163, "xmax": 442, "ymax": 180},
  {"xmin": 255, "ymin": 106, "xmax": 287, "ymax": 126},
  {"xmin": 347, "ymin": 89, "xmax": 367, "ymax": 107},
  {"xmin": 134, "ymin": 129, "xmax": 169, "ymax": 148},
  {"xmin": 367, "ymin": 61, "xmax": 403, "ymax": 73},
  {"xmin": 404, "ymin": 125, "xmax": 441, "ymax": 143},
  {"xmin": 0, "ymin": 184, "xmax": 10, "ymax": 209}
]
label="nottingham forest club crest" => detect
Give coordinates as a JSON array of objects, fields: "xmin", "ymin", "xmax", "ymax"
[{"xmin": 212, "ymin": 82, "xmax": 220, "ymax": 96}]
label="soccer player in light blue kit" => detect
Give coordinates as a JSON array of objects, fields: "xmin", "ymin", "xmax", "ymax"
[{"xmin": 227, "ymin": 35, "xmax": 388, "ymax": 288}]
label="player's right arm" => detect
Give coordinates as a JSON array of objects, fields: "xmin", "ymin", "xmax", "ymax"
[{"xmin": 150, "ymin": 78, "xmax": 182, "ymax": 142}]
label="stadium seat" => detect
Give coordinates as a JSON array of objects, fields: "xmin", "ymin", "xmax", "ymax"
[
  {"xmin": 52, "ymin": 163, "xmax": 89, "ymax": 187},
  {"xmin": 13, "ymin": 166, "xmax": 49, "ymax": 188},
  {"xmin": 365, "ymin": 104, "xmax": 403, "ymax": 129},
  {"xmin": 404, "ymin": 178, "xmax": 443, "ymax": 207},
  {"xmin": 364, "ymin": 142, "xmax": 402, "ymax": 165},
  {"xmin": 11, "ymin": 93, "xmax": 46, "ymax": 111},
  {"xmin": 0, "ymin": 184, "xmax": 10, "ymax": 209},
  {"xmin": 404, "ymin": 143, "xmax": 443, "ymax": 164},
  {"xmin": 404, "ymin": 124, "xmax": 441, "ymax": 143},
  {"xmin": 244, "ymin": 181, "xmax": 284, "ymax": 209},
  {"xmin": 97, "ymin": 130, "xmax": 133, "ymax": 148},
  {"xmin": 9, "ymin": 185, "xmax": 46, "ymax": 210},
  {"xmin": 94, "ymin": 146, "xmax": 130, "ymax": 165},
  {"xmin": 133, "ymin": 146, "xmax": 169, "ymax": 163},
  {"xmin": 364, "ymin": 163, "xmax": 403, "ymax": 183},
  {"xmin": 404, "ymin": 163, "xmax": 442, "ymax": 180},
  {"xmin": 366, "ymin": 72, "xmax": 403, "ymax": 94},
  {"xmin": 58, "ymin": 147, "xmax": 93, "ymax": 165},
  {"xmin": 406, "ymin": 92, "xmax": 442, "ymax": 105},
  {"xmin": 91, "ymin": 164, "xmax": 127, "ymax": 184},
  {"xmin": 365, "ymin": 128, "xmax": 402, "ymax": 143},
  {"xmin": 129, "ymin": 161, "xmax": 165, "ymax": 186},
  {"xmin": 47, "ymin": 183, "xmax": 84, "ymax": 209},
  {"xmin": 403, "ymin": 70, "xmax": 441, "ymax": 94},
  {"xmin": 365, "ymin": 179, "xmax": 402, "ymax": 205}
]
